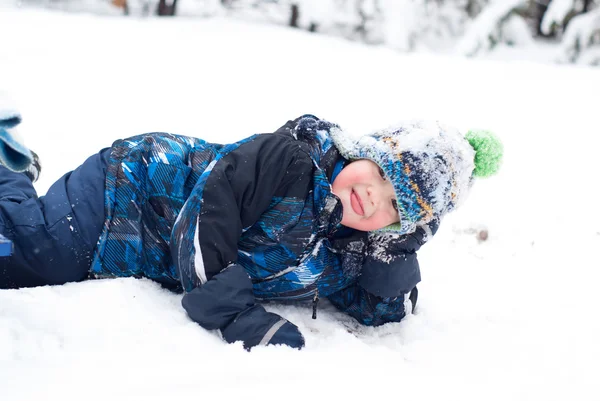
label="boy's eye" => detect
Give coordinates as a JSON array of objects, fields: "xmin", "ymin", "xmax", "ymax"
[
  {"xmin": 391, "ymin": 199, "xmax": 399, "ymax": 213},
  {"xmin": 378, "ymin": 167, "xmax": 386, "ymax": 179}
]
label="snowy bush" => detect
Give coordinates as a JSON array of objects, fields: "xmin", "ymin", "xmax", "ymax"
[
  {"xmin": 18, "ymin": 0, "xmax": 224, "ymax": 16},
  {"xmin": 18, "ymin": 0, "xmax": 124, "ymax": 15},
  {"xmin": 378, "ymin": 0, "xmax": 468, "ymax": 52},
  {"xmin": 540, "ymin": 0, "xmax": 599, "ymax": 35},
  {"xmin": 285, "ymin": 0, "xmax": 385, "ymax": 44},
  {"xmin": 456, "ymin": 0, "xmax": 532, "ymax": 56},
  {"xmin": 557, "ymin": 6, "xmax": 600, "ymax": 64},
  {"xmin": 540, "ymin": 0, "xmax": 579, "ymax": 35},
  {"xmin": 283, "ymin": 0, "xmax": 471, "ymax": 52},
  {"xmin": 11, "ymin": 0, "xmax": 600, "ymax": 65}
]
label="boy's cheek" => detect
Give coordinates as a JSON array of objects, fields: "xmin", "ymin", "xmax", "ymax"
[{"xmin": 362, "ymin": 213, "xmax": 395, "ymax": 232}]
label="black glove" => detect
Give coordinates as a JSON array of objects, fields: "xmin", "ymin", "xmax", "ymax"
[
  {"xmin": 221, "ymin": 305, "xmax": 305, "ymax": 350},
  {"xmin": 181, "ymin": 264, "xmax": 304, "ymax": 350},
  {"xmin": 359, "ymin": 221, "xmax": 439, "ymax": 298}
]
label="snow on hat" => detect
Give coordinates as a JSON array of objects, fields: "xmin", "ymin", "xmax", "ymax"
[{"xmin": 330, "ymin": 120, "xmax": 503, "ymax": 235}]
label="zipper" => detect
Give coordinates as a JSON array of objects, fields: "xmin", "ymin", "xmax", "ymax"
[{"xmin": 312, "ymin": 288, "xmax": 319, "ymax": 319}]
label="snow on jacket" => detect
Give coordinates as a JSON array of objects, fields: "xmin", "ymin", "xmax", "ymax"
[{"xmin": 90, "ymin": 115, "xmax": 437, "ymax": 347}]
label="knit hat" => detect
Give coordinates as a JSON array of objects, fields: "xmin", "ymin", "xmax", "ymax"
[{"xmin": 329, "ymin": 120, "xmax": 503, "ymax": 235}]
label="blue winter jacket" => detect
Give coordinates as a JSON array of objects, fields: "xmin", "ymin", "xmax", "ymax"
[{"xmin": 90, "ymin": 116, "xmax": 437, "ymax": 348}]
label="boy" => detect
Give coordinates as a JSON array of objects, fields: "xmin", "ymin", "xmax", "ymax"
[{"xmin": 0, "ymin": 112, "xmax": 502, "ymax": 350}]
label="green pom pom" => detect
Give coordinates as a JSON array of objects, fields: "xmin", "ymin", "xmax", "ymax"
[{"xmin": 465, "ymin": 129, "xmax": 503, "ymax": 178}]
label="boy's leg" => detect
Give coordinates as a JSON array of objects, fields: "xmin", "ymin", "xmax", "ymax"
[{"xmin": 0, "ymin": 149, "xmax": 110, "ymax": 289}]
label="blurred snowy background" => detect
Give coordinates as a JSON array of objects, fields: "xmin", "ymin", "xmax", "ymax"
[
  {"xmin": 1, "ymin": 2, "xmax": 600, "ymax": 401},
  {"xmin": 8, "ymin": 0, "xmax": 600, "ymax": 65}
]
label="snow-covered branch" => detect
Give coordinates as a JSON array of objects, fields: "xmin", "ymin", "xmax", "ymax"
[
  {"xmin": 541, "ymin": 0, "xmax": 578, "ymax": 35},
  {"xmin": 455, "ymin": 0, "xmax": 530, "ymax": 57},
  {"xmin": 558, "ymin": 6, "xmax": 600, "ymax": 64}
]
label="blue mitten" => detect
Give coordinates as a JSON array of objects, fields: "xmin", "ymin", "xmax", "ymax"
[{"xmin": 221, "ymin": 305, "xmax": 305, "ymax": 350}]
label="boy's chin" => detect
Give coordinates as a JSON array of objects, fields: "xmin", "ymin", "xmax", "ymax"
[{"xmin": 340, "ymin": 217, "xmax": 367, "ymax": 232}]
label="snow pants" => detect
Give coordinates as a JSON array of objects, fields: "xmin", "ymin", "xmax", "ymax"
[{"xmin": 0, "ymin": 149, "xmax": 109, "ymax": 289}]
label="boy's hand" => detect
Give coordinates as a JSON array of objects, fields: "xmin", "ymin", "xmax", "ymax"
[
  {"xmin": 368, "ymin": 219, "xmax": 439, "ymax": 255},
  {"xmin": 358, "ymin": 221, "xmax": 439, "ymax": 298},
  {"xmin": 221, "ymin": 305, "xmax": 305, "ymax": 350},
  {"xmin": 181, "ymin": 264, "xmax": 304, "ymax": 350}
]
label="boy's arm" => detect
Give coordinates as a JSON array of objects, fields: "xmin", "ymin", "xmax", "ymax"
[
  {"xmin": 328, "ymin": 221, "xmax": 439, "ymax": 326},
  {"xmin": 171, "ymin": 132, "xmax": 313, "ymax": 349}
]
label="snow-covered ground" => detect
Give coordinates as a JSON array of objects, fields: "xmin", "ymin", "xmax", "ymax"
[{"xmin": 1, "ymin": 6, "xmax": 600, "ymax": 401}]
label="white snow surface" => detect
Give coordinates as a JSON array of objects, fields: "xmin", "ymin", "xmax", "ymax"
[{"xmin": 1, "ymin": 6, "xmax": 600, "ymax": 401}]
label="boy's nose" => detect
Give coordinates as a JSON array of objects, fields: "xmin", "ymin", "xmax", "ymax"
[{"xmin": 368, "ymin": 185, "xmax": 384, "ymax": 207}]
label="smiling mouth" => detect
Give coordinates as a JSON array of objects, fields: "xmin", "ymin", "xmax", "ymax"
[{"xmin": 350, "ymin": 190, "xmax": 365, "ymax": 216}]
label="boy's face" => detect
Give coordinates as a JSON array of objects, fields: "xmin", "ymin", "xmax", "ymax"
[{"xmin": 331, "ymin": 159, "xmax": 400, "ymax": 231}]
